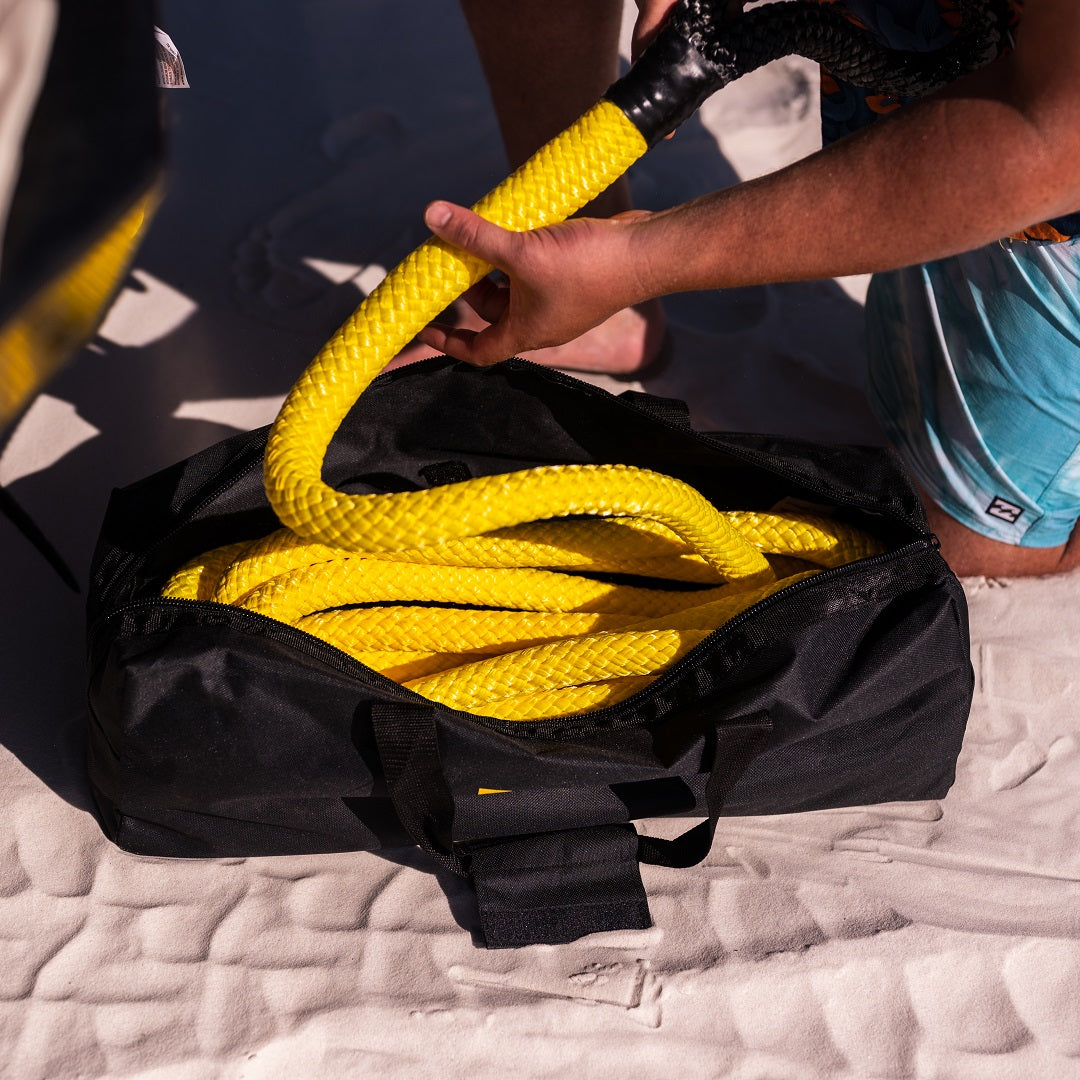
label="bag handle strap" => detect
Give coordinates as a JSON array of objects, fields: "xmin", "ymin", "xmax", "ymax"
[
  {"xmin": 372, "ymin": 703, "xmax": 649, "ymax": 946},
  {"xmin": 371, "ymin": 702, "xmax": 770, "ymax": 946},
  {"xmin": 371, "ymin": 701, "xmax": 466, "ymax": 877},
  {"xmin": 463, "ymin": 823, "xmax": 651, "ymax": 948},
  {"xmin": 637, "ymin": 711, "xmax": 771, "ymax": 868}
]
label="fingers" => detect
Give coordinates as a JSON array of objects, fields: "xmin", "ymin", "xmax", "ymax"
[
  {"xmin": 419, "ymin": 204, "xmax": 521, "ymax": 365},
  {"xmin": 414, "ymin": 283, "xmax": 513, "ymax": 365},
  {"xmin": 417, "ymin": 280, "xmax": 520, "ymax": 365},
  {"xmin": 424, "ymin": 201, "xmax": 516, "ymax": 271},
  {"xmin": 417, "ymin": 323, "xmax": 516, "ymax": 367},
  {"xmin": 461, "ymin": 277, "xmax": 510, "ymax": 325},
  {"xmin": 415, "ymin": 277, "xmax": 511, "ymax": 364},
  {"xmin": 416, "ymin": 324, "xmax": 481, "ymax": 361},
  {"xmin": 631, "ymin": 0, "xmax": 677, "ymax": 61}
]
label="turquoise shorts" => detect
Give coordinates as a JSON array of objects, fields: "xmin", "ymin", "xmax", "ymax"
[{"xmin": 866, "ymin": 238, "xmax": 1080, "ymax": 547}]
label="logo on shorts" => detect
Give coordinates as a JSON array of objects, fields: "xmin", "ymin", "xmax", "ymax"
[{"xmin": 985, "ymin": 496, "xmax": 1024, "ymax": 523}]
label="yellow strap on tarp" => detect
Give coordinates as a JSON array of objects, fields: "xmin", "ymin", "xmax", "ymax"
[{"xmin": 0, "ymin": 190, "xmax": 157, "ymax": 430}]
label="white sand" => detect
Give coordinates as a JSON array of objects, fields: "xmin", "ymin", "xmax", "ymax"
[{"xmin": 2, "ymin": 2, "xmax": 1078, "ymax": 1076}]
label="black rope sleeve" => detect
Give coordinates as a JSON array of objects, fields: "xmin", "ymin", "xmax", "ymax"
[{"xmin": 606, "ymin": 0, "xmax": 1007, "ymax": 147}]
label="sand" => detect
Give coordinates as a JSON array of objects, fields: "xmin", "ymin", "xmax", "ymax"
[{"xmin": 1, "ymin": 2, "xmax": 1078, "ymax": 1077}]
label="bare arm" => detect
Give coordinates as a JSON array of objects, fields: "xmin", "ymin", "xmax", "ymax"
[
  {"xmin": 421, "ymin": 0, "xmax": 1080, "ymax": 364},
  {"xmin": 638, "ymin": 0, "xmax": 1080, "ymax": 288}
]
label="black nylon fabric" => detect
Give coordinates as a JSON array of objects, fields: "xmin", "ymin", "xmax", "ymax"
[
  {"xmin": 467, "ymin": 825, "xmax": 651, "ymax": 949},
  {"xmin": 636, "ymin": 710, "xmax": 771, "ymax": 868},
  {"xmin": 371, "ymin": 702, "xmax": 465, "ymax": 876},
  {"xmin": 85, "ymin": 358, "xmax": 974, "ymax": 947}
]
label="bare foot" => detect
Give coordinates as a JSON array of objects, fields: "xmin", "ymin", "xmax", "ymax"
[
  {"xmin": 381, "ymin": 298, "xmax": 667, "ymax": 377},
  {"xmin": 521, "ymin": 299, "xmax": 667, "ymax": 377}
]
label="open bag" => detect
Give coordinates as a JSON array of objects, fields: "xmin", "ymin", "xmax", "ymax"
[
  {"xmin": 86, "ymin": 358, "xmax": 973, "ymax": 948},
  {"xmin": 83, "ymin": 0, "xmax": 1000, "ymax": 946}
]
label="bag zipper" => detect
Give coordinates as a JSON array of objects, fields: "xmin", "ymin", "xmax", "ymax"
[
  {"xmin": 91, "ymin": 537, "xmax": 940, "ymax": 740},
  {"xmin": 93, "ymin": 359, "xmax": 940, "ymax": 734},
  {"xmin": 466, "ymin": 535, "xmax": 941, "ymax": 738},
  {"xmin": 97, "ymin": 446, "xmax": 267, "ymax": 611},
  {"xmin": 89, "ymin": 593, "xmax": 417, "ymax": 698}
]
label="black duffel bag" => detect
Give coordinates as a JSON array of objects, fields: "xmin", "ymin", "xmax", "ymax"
[{"xmin": 85, "ymin": 358, "xmax": 973, "ymax": 948}]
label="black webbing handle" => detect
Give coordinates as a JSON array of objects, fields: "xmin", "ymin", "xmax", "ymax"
[
  {"xmin": 372, "ymin": 702, "xmax": 649, "ymax": 945},
  {"xmin": 637, "ymin": 710, "xmax": 771, "ymax": 868},
  {"xmin": 464, "ymin": 823, "xmax": 651, "ymax": 949},
  {"xmin": 371, "ymin": 701, "xmax": 466, "ymax": 876},
  {"xmin": 372, "ymin": 702, "xmax": 771, "ymax": 947}
]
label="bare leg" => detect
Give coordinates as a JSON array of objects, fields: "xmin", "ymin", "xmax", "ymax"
[
  {"xmin": 460, "ymin": 0, "xmax": 629, "ymax": 215},
  {"xmin": 923, "ymin": 491, "xmax": 1080, "ymax": 577},
  {"xmin": 391, "ymin": 0, "xmax": 666, "ymax": 376}
]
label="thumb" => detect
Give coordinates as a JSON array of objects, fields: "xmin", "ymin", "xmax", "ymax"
[{"xmin": 424, "ymin": 201, "xmax": 513, "ymax": 270}]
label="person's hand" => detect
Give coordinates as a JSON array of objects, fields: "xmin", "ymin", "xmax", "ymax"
[
  {"xmin": 631, "ymin": 0, "xmax": 679, "ymax": 61},
  {"xmin": 631, "ymin": 0, "xmax": 746, "ymax": 61},
  {"xmin": 417, "ymin": 201, "xmax": 652, "ymax": 366}
]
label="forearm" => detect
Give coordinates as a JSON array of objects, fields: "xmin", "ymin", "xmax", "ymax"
[
  {"xmin": 629, "ymin": 56, "xmax": 1080, "ymax": 295},
  {"xmin": 422, "ymin": 0, "xmax": 1080, "ymax": 365}
]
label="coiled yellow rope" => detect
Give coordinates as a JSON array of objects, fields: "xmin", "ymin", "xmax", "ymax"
[{"xmin": 163, "ymin": 100, "xmax": 884, "ymax": 720}]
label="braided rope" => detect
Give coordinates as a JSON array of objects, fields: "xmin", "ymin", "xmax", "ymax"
[
  {"xmin": 162, "ymin": 42, "xmax": 911, "ymax": 719},
  {"xmin": 672, "ymin": 0, "xmax": 1004, "ymax": 98},
  {"xmin": 163, "ymin": 509, "xmax": 875, "ymax": 719}
]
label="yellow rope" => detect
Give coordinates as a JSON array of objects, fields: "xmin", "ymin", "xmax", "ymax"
[
  {"xmin": 164, "ymin": 513, "xmax": 873, "ymax": 719},
  {"xmin": 163, "ymin": 100, "xmax": 884, "ymax": 720}
]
